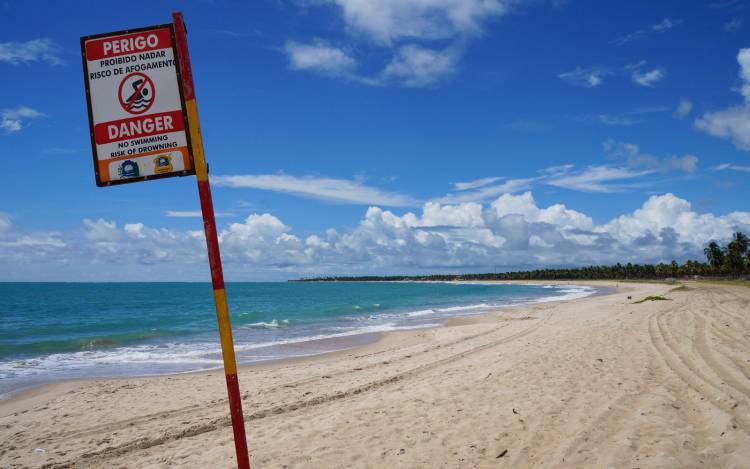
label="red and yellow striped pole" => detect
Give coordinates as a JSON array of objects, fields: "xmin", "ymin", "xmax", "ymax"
[{"xmin": 172, "ymin": 12, "xmax": 251, "ymax": 469}]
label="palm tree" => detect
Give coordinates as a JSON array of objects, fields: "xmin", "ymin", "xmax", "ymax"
[
  {"xmin": 704, "ymin": 241, "xmax": 725, "ymax": 271},
  {"xmin": 725, "ymin": 232, "xmax": 749, "ymax": 276},
  {"xmin": 733, "ymin": 232, "xmax": 749, "ymax": 252}
]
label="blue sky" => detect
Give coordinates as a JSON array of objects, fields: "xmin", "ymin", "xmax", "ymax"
[{"xmin": 1, "ymin": 0, "xmax": 750, "ymax": 281}]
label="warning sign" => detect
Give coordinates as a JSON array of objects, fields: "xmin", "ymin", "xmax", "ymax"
[{"xmin": 81, "ymin": 24, "xmax": 194, "ymax": 186}]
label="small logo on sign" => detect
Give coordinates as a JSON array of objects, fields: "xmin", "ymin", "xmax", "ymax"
[
  {"xmin": 153, "ymin": 154, "xmax": 173, "ymax": 174},
  {"xmin": 118, "ymin": 72, "xmax": 155, "ymax": 115},
  {"xmin": 118, "ymin": 160, "xmax": 140, "ymax": 178}
]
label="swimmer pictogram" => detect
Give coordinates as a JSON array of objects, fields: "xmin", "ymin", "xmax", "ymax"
[{"xmin": 118, "ymin": 72, "xmax": 155, "ymax": 115}]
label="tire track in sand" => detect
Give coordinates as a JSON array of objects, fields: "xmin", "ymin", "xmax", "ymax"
[
  {"xmin": 690, "ymin": 300, "xmax": 750, "ymax": 397},
  {"xmin": 647, "ymin": 301, "xmax": 749, "ymax": 432}
]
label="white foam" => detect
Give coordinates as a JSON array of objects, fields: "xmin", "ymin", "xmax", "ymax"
[
  {"xmin": 406, "ymin": 309, "xmax": 436, "ymax": 317},
  {"xmin": 435, "ymin": 303, "xmax": 490, "ymax": 313},
  {"xmin": 0, "ymin": 321, "xmax": 420, "ymax": 383},
  {"xmin": 234, "ymin": 322, "xmax": 405, "ymax": 351},
  {"xmin": 529, "ymin": 285, "xmax": 595, "ymax": 303},
  {"xmin": 404, "ymin": 302, "xmax": 493, "ymax": 317},
  {"xmin": 245, "ymin": 319, "xmax": 290, "ymax": 329}
]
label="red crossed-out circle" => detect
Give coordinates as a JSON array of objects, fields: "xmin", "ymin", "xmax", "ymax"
[{"xmin": 117, "ymin": 72, "xmax": 155, "ymax": 115}]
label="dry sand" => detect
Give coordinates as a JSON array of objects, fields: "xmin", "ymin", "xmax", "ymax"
[{"xmin": 1, "ymin": 281, "xmax": 750, "ymax": 468}]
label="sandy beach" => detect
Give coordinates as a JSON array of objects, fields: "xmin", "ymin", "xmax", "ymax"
[{"xmin": 1, "ymin": 281, "xmax": 749, "ymax": 468}]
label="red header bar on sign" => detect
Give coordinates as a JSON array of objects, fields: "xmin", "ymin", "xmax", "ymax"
[
  {"xmin": 85, "ymin": 28, "xmax": 172, "ymax": 60},
  {"xmin": 94, "ymin": 110, "xmax": 185, "ymax": 144}
]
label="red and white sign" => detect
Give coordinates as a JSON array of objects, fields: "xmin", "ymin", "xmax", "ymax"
[{"xmin": 81, "ymin": 25, "xmax": 194, "ymax": 186}]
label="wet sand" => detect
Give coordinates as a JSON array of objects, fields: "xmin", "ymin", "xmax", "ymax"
[{"xmin": 1, "ymin": 281, "xmax": 749, "ymax": 468}]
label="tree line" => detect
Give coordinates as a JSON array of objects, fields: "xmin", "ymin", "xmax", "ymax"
[{"xmin": 296, "ymin": 232, "xmax": 750, "ymax": 282}]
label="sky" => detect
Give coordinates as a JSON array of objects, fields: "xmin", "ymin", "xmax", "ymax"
[{"xmin": 1, "ymin": 0, "xmax": 750, "ymax": 281}]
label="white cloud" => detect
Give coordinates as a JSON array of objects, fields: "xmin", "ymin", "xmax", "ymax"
[
  {"xmin": 518, "ymin": 142, "xmax": 697, "ymax": 195},
  {"xmin": 0, "ymin": 38, "xmax": 63, "ymax": 65},
  {"xmin": 539, "ymin": 164, "xmax": 575, "ymax": 176},
  {"xmin": 165, "ymin": 211, "xmax": 232, "ymax": 218},
  {"xmin": 597, "ymin": 114, "xmax": 639, "ymax": 126},
  {"xmin": 724, "ymin": 18, "xmax": 743, "ymax": 32},
  {"xmin": 0, "ymin": 119, "xmax": 21, "ymax": 133},
  {"xmin": 632, "ymin": 68, "xmax": 665, "ymax": 87},
  {"xmin": 0, "ymin": 235, "xmax": 65, "ymax": 249},
  {"xmin": 601, "ymin": 193, "xmax": 749, "ymax": 247},
  {"xmin": 166, "ymin": 211, "xmax": 201, "ymax": 218},
  {"xmin": 558, "ymin": 67, "xmax": 609, "ymax": 87},
  {"xmin": 546, "ymin": 166, "xmax": 650, "ymax": 193},
  {"xmin": 696, "ymin": 105, "xmax": 750, "ymax": 150},
  {"xmin": 3, "ymin": 192, "xmax": 748, "ymax": 279},
  {"xmin": 80, "ymin": 218, "xmax": 204, "ymax": 266},
  {"xmin": 213, "ymin": 141, "xmax": 693, "ymax": 211},
  {"xmin": 614, "ymin": 18, "xmax": 680, "ymax": 45},
  {"xmin": 380, "ymin": 44, "xmax": 459, "ymax": 87},
  {"xmin": 419, "ymin": 201, "xmax": 485, "ymax": 227},
  {"xmin": 435, "ymin": 178, "xmax": 536, "ymax": 204},
  {"xmin": 561, "ymin": 62, "xmax": 665, "ymax": 90},
  {"xmin": 695, "ymin": 48, "xmax": 750, "ymax": 150},
  {"xmin": 83, "ymin": 218, "xmax": 118, "ymax": 243},
  {"xmin": 0, "ymin": 213, "xmax": 11, "ymax": 232},
  {"xmin": 327, "ymin": 0, "xmax": 508, "ymax": 44},
  {"xmin": 0, "ymin": 216, "xmax": 66, "ymax": 265},
  {"xmin": 452, "ymin": 177, "xmax": 503, "ymax": 191},
  {"xmin": 652, "ymin": 18, "xmax": 677, "ymax": 32},
  {"xmin": 603, "ymin": 139, "xmax": 698, "ymax": 173},
  {"xmin": 287, "ymin": 0, "xmax": 512, "ymax": 88},
  {"xmin": 660, "ymin": 154, "xmax": 698, "ymax": 172},
  {"xmin": 674, "ymin": 98, "xmax": 693, "ymax": 119},
  {"xmin": 1, "ymin": 106, "xmax": 44, "ymax": 133},
  {"xmin": 583, "ymin": 105, "xmax": 669, "ymax": 126},
  {"xmin": 490, "ymin": 192, "xmax": 593, "ymax": 231},
  {"xmin": 284, "ymin": 40, "xmax": 460, "ymax": 87},
  {"xmin": 713, "ymin": 163, "xmax": 750, "ymax": 172},
  {"xmin": 740, "ymin": 47, "xmax": 750, "ymax": 100},
  {"xmin": 284, "ymin": 40, "xmax": 357, "ymax": 77},
  {"xmin": 219, "ymin": 214, "xmax": 308, "ymax": 266},
  {"xmin": 211, "ymin": 174, "xmax": 419, "ymax": 207},
  {"xmin": 440, "ymin": 139, "xmax": 695, "ymax": 201}
]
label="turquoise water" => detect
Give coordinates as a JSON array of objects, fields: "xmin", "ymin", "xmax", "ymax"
[{"xmin": 0, "ymin": 282, "xmax": 596, "ymax": 396}]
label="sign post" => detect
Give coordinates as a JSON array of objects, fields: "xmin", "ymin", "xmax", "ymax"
[{"xmin": 81, "ymin": 12, "xmax": 251, "ymax": 469}]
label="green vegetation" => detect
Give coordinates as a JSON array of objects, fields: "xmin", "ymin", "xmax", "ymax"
[
  {"xmin": 296, "ymin": 231, "xmax": 750, "ymax": 283},
  {"xmin": 633, "ymin": 296, "xmax": 671, "ymax": 304},
  {"xmin": 704, "ymin": 232, "xmax": 749, "ymax": 277}
]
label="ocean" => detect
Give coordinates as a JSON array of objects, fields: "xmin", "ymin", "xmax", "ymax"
[{"xmin": 0, "ymin": 282, "xmax": 597, "ymax": 397}]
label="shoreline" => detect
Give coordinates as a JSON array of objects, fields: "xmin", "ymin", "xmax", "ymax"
[
  {"xmin": 0, "ymin": 281, "xmax": 607, "ymax": 404},
  {"xmin": 5, "ymin": 280, "xmax": 750, "ymax": 467}
]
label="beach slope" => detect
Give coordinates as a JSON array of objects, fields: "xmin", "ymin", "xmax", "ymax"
[{"xmin": 2, "ymin": 281, "xmax": 749, "ymax": 468}]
